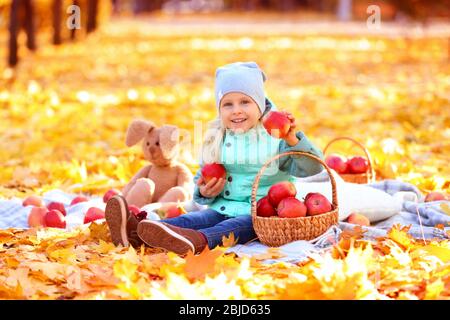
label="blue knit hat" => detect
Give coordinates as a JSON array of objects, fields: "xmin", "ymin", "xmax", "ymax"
[{"xmin": 215, "ymin": 61, "xmax": 267, "ymax": 115}]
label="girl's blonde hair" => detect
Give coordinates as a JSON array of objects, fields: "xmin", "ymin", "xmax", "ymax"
[{"xmin": 200, "ymin": 117, "xmax": 225, "ymax": 165}]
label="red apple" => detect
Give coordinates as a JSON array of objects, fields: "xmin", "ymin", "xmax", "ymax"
[
  {"xmin": 70, "ymin": 196, "xmax": 88, "ymax": 206},
  {"xmin": 201, "ymin": 163, "xmax": 227, "ymax": 184},
  {"xmin": 23, "ymin": 195, "xmax": 44, "ymax": 207},
  {"xmin": 268, "ymin": 181, "xmax": 297, "ymax": 207},
  {"xmin": 277, "ymin": 197, "xmax": 307, "ymax": 218},
  {"xmin": 47, "ymin": 202, "xmax": 66, "ymax": 216},
  {"xmin": 347, "ymin": 213, "xmax": 370, "ymax": 226},
  {"xmin": 44, "ymin": 210, "xmax": 66, "ymax": 229},
  {"xmin": 425, "ymin": 192, "xmax": 447, "ymax": 202},
  {"xmin": 262, "ymin": 111, "xmax": 291, "ymax": 139},
  {"xmin": 83, "ymin": 207, "xmax": 105, "ymax": 224},
  {"xmin": 103, "ymin": 189, "xmax": 120, "ymax": 203},
  {"xmin": 165, "ymin": 205, "xmax": 186, "ymax": 218},
  {"xmin": 325, "ymin": 154, "xmax": 348, "ymax": 174},
  {"xmin": 347, "ymin": 156, "xmax": 368, "ymax": 174},
  {"xmin": 257, "ymin": 196, "xmax": 277, "ymax": 217},
  {"xmin": 28, "ymin": 207, "xmax": 48, "ymax": 228},
  {"xmin": 128, "ymin": 205, "xmax": 141, "ymax": 216},
  {"xmin": 304, "ymin": 192, "xmax": 332, "ymax": 216}
]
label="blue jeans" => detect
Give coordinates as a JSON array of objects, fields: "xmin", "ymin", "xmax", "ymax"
[{"xmin": 161, "ymin": 209, "xmax": 257, "ymax": 249}]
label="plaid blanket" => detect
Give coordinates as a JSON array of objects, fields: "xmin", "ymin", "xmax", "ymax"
[{"xmin": 1, "ymin": 180, "xmax": 449, "ymax": 264}]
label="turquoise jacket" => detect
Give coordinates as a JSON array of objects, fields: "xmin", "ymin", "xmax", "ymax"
[{"xmin": 193, "ymin": 124, "xmax": 324, "ymax": 218}]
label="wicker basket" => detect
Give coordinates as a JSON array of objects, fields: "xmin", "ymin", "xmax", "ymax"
[
  {"xmin": 323, "ymin": 137, "xmax": 375, "ymax": 184},
  {"xmin": 251, "ymin": 151, "xmax": 339, "ymax": 247}
]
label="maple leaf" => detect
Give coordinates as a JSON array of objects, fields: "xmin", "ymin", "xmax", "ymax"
[
  {"xmin": 0, "ymin": 231, "xmax": 14, "ymax": 244},
  {"xmin": 340, "ymin": 226, "xmax": 367, "ymax": 240},
  {"xmin": 113, "ymin": 258, "xmax": 138, "ymax": 283},
  {"xmin": 184, "ymin": 247, "xmax": 224, "ymax": 281},
  {"xmin": 95, "ymin": 239, "xmax": 117, "ymax": 254},
  {"xmin": 253, "ymin": 248, "xmax": 286, "ymax": 261},
  {"xmin": 418, "ymin": 244, "xmax": 450, "ymax": 263},
  {"xmin": 387, "ymin": 224, "xmax": 414, "ymax": 250},
  {"xmin": 221, "ymin": 232, "xmax": 238, "ymax": 248},
  {"xmin": 88, "ymin": 221, "xmax": 111, "ymax": 242}
]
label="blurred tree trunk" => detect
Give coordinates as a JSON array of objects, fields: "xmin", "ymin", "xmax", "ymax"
[
  {"xmin": 8, "ymin": 0, "xmax": 20, "ymax": 66},
  {"xmin": 8, "ymin": 0, "xmax": 36, "ymax": 67},
  {"xmin": 87, "ymin": 0, "xmax": 99, "ymax": 33},
  {"xmin": 23, "ymin": 0, "xmax": 36, "ymax": 51},
  {"xmin": 53, "ymin": 0, "xmax": 63, "ymax": 45}
]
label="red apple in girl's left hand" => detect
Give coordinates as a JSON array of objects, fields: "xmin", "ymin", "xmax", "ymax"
[
  {"xmin": 262, "ymin": 111, "xmax": 291, "ymax": 139},
  {"xmin": 347, "ymin": 156, "xmax": 368, "ymax": 174},
  {"xmin": 257, "ymin": 196, "xmax": 277, "ymax": 217},
  {"xmin": 201, "ymin": 163, "xmax": 227, "ymax": 184}
]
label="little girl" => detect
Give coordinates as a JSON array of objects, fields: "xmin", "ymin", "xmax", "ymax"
[{"xmin": 105, "ymin": 61, "xmax": 324, "ymax": 255}]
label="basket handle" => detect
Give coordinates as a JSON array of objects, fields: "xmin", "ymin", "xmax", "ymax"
[
  {"xmin": 323, "ymin": 136, "xmax": 375, "ymax": 182},
  {"xmin": 251, "ymin": 151, "xmax": 338, "ymax": 218}
]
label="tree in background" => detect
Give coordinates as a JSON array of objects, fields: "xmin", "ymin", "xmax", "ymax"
[{"xmin": 8, "ymin": 0, "xmax": 36, "ymax": 67}]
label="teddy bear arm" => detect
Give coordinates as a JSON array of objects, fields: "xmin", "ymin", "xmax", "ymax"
[{"xmin": 122, "ymin": 164, "xmax": 152, "ymax": 197}]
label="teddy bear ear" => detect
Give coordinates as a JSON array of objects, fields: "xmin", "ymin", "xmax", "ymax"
[
  {"xmin": 159, "ymin": 125, "xmax": 180, "ymax": 159},
  {"xmin": 125, "ymin": 119, "xmax": 155, "ymax": 147}
]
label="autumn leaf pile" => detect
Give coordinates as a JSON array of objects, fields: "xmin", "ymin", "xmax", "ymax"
[{"xmin": 0, "ymin": 14, "xmax": 449, "ymax": 299}]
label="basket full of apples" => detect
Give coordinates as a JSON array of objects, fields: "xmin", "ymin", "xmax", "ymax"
[
  {"xmin": 323, "ymin": 137, "xmax": 375, "ymax": 184},
  {"xmin": 251, "ymin": 151, "xmax": 339, "ymax": 246}
]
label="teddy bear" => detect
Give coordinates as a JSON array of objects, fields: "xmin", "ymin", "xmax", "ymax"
[{"xmin": 121, "ymin": 119, "xmax": 193, "ymax": 209}]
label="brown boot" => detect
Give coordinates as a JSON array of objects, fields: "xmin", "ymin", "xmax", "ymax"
[
  {"xmin": 105, "ymin": 195, "xmax": 145, "ymax": 247},
  {"xmin": 136, "ymin": 220, "xmax": 207, "ymax": 255}
]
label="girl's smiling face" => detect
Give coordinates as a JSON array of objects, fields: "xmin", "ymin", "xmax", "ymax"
[{"xmin": 219, "ymin": 92, "xmax": 262, "ymax": 133}]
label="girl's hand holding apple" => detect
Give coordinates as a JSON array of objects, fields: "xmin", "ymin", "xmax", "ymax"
[{"xmin": 197, "ymin": 176, "xmax": 226, "ymax": 198}]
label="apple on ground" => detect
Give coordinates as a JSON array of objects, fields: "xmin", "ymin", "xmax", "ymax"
[
  {"xmin": 22, "ymin": 195, "xmax": 44, "ymax": 207},
  {"xmin": 256, "ymin": 196, "xmax": 277, "ymax": 217},
  {"xmin": 425, "ymin": 191, "xmax": 447, "ymax": 202},
  {"xmin": 325, "ymin": 154, "xmax": 348, "ymax": 174},
  {"xmin": 83, "ymin": 207, "xmax": 105, "ymax": 224},
  {"xmin": 268, "ymin": 181, "xmax": 297, "ymax": 207},
  {"xmin": 347, "ymin": 213, "xmax": 370, "ymax": 226},
  {"xmin": 262, "ymin": 111, "xmax": 291, "ymax": 139},
  {"xmin": 47, "ymin": 202, "xmax": 67, "ymax": 216},
  {"xmin": 201, "ymin": 163, "xmax": 227, "ymax": 184},
  {"xmin": 28, "ymin": 207, "xmax": 48, "ymax": 227},
  {"xmin": 103, "ymin": 189, "xmax": 120, "ymax": 203},
  {"xmin": 157, "ymin": 203, "xmax": 187, "ymax": 219},
  {"xmin": 165, "ymin": 204, "xmax": 187, "ymax": 218},
  {"xmin": 44, "ymin": 210, "xmax": 66, "ymax": 228},
  {"xmin": 347, "ymin": 156, "xmax": 368, "ymax": 174},
  {"xmin": 277, "ymin": 197, "xmax": 307, "ymax": 218},
  {"xmin": 70, "ymin": 196, "xmax": 89, "ymax": 206}
]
